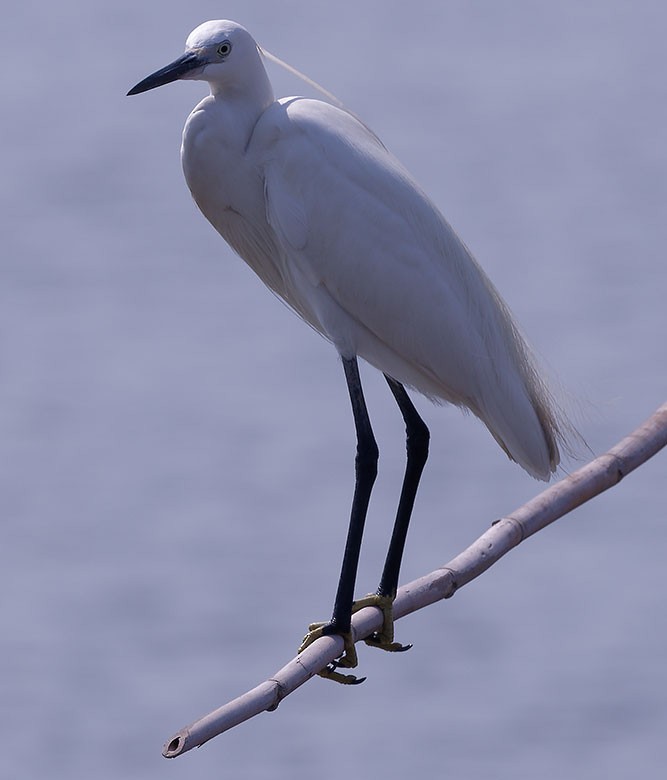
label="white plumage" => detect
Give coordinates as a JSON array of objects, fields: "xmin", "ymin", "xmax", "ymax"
[
  {"xmin": 128, "ymin": 18, "xmax": 569, "ymax": 674},
  {"xmin": 160, "ymin": 20, "xmax": 562, "ymax": 479}
]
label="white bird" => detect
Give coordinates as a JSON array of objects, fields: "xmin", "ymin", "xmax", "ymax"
[{"xmin": 128, "ymin": 19, "xmax": 567, "ymax": 682}]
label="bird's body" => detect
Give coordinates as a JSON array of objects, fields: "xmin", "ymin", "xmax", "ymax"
[
  {"xmin": 176, "ymin": 23, "xmax": 560, "ymax": 478},
  {"xmin": 129, "ymin": 20, "xmax": 567, "ymax": 679}
]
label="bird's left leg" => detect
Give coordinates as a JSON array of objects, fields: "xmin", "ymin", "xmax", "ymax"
[
  {"xmin": 299, "ymin": 356, "xmax": 378, "ymax": 683},
  {"xmin": 356, "ymin": 375, "xmax": 430, "ymax": 652}
]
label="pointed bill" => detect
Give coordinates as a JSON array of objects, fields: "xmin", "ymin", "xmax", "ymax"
[{"xmin": 127, "ymin": 51, "xmax": 204, "ymax": 95}]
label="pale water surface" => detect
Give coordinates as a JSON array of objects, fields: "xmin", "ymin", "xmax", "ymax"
[{"xmin": 1, "ymin": 2, "xmax": 665, "ymax": 778}]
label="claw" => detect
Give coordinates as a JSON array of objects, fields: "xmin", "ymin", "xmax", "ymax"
[
  {"xmin": 298, "ymin": 594, "xmax": 411, "ymax": 683},
  {"xmin": 364, "ymin": 634, "xmax": 413, "ymax": 653},
  {"xmin": 320, "ymin": 663, "xmax": 366, "ymax": 685},
  {"xmin": 299, "ymin": 622, "xmax": 365, "ymax": 683},
  {"xmin": 351, "ymin": 593, "xmax": 411, "ymax": 652}
]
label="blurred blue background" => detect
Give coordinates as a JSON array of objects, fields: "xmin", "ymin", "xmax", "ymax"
[{"xmin": 2, "ymin": 1, "xmax": 665, "ymax": 778}]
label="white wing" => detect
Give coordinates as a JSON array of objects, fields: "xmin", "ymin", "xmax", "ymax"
[{"xmin": 250, "ymin": 98, "xmax": 559, "ymax": 478}]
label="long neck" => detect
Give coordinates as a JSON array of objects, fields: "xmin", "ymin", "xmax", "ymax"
[
  {"xmin": 208, "ymin": 54, "xmax": 274, "ymax": 147},
  {"xmin": 181, "ymin": 52, "xmax": 276, "ymax": 231}
]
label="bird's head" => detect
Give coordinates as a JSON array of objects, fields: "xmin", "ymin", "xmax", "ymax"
[{"xmin": 127, "ymin": 20, "xmax": 264, "ymax": 96}]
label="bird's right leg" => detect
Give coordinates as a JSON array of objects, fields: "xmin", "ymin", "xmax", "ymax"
[
  {"xmin": 355, "ymin": 376, "xmax": 429, "ymax": 652},
  {"xmin": 299, "ymin": 356, "xmax": 378, "ymax": 684}
]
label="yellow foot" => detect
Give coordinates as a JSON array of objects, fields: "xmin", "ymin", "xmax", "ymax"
[
  {"xmin": 351, "ymin": 593, "xmax": 412, "ymax": 652},
  {"xmin": 298, "ymin": 622, "xmax": 366, "ymax": 685}
]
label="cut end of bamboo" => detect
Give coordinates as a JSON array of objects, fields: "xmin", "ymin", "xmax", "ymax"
[{"xmin": 163, "ymin": 733, "xmax": 186, "ymax": 758}]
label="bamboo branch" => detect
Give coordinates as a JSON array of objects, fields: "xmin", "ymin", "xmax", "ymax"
[{"xmin": 163, "ymin": 402, "xmax": 667, "ymax": 758}]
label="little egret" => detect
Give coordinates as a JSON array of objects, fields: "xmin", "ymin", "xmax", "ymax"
[{"xmin": 128, "ymin": 20, "xmax": 568, "ymax": 682}]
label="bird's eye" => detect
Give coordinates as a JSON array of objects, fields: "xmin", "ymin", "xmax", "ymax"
[{"xmin": 217, "ymin": 41, "xmax": 232, "ymax": 58}]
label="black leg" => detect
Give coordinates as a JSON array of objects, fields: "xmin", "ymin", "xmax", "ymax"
[
  {"xmin": 377, "ymin": 375, "xmax": 429, "ymax": 599},
  {"xmin": 323, "ymin": 355, "xmax": 379, "ymax": 635},
  {"xmin": 299, "ymin": 364, "xmax": 427, "ymax": 680}
]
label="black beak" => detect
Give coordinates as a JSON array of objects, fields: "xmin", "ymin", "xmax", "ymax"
[{"xmin": 127, "ymin": 51, "xmax": 204, "ymax": 96}]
